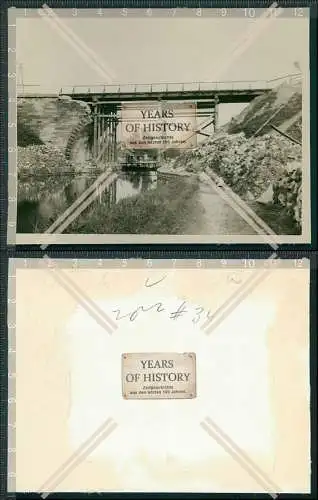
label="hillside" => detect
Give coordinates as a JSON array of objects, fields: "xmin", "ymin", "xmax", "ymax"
[
  {"xmin": 224, "ymin": 76, "xmax": 302, "ymax": 142},
  {"xmin": 172, "ymin": 78, "xmax": 303, "ymax": 233}
]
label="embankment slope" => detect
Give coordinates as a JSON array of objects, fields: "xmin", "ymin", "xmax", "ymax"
[{"xmin": 173, "ymin": 78, "xmax": 303, "ymax": 233}]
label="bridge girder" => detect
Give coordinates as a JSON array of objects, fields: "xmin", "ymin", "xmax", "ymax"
[{"xmin": 60, "ymin": 88, "xmax": 269, "ymax": 105}]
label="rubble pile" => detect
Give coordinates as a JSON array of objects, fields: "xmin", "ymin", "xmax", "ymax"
[
  {"xmin": 17, "ymin": 145, "xmax": 75, "ymax": 202},
  {"xmin": 18, "ymin": 144, "xmax": 73, "ymax": 176},
  {"xmin": 172, "ymin": 132, "xmax": 302, "ymax": 229},
  {"xmin": 273, "ymin": 164, "xmax": 302, "ymax": 229}
]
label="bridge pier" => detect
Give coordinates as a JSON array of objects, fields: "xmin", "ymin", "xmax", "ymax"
[
  {"xmin": 92, "ymin": 101, "xmax": 118, "ymax": 166},
  {"xmin": 93, "ymin": 105, "xmax": 98, "ymax": 160},
  {"xmin": 214, "ymin": 95, "xmax": 219, "ymax": 132}
]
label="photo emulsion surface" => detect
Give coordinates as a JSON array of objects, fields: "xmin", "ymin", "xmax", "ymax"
[{"xmin": 10, "ymin": 7, "xmax": 311, "ymax": 244}]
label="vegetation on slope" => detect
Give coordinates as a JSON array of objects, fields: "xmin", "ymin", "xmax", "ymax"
[
  {"xmin": 225, "ymin": 79, "xmax": 302, "ymax": 142},
  {"xmin": 67, "ymin": 177, "xmax": 202, "ymax": 235}
]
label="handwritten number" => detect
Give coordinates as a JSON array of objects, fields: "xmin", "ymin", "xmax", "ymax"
[
  {"xmin": 113, "ymin": 301, "xmax": 213, "ymax": 324},
  {"xmin": 112, "ymin": 309, "xmax": 130, "ymax": 321},
  {"xmin": 206, "ymin": 310, "xmax": 214, "ymax": 321},
  {"xmin": 192, "ymin": 306, "xmax": 204, "ymax": 324},
  {"xmin": 113, "ymin": 302, "xmax": 165, "ymax": 322},
  {"xmin": 130, "ymin": 308, "xmax": 140, "ymax": 321},
  {"xmin": 143, "ymin": 302, "xmax": 165, "ymax": 313}
]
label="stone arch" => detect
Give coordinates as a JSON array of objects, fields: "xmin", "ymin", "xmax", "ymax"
[{"xmin": 64, "ymin": 115, "xmax": 93, "ymax": 164}]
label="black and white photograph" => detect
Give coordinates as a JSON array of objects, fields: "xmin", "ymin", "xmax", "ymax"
[{"xmin": 9, "ymin": 7, "xmax": 311, "ymax": 244}]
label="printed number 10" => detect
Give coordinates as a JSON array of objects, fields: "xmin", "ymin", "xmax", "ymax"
[{"xmin": 244, "ymin": 8, "xmax": 255, "ymax": 17}]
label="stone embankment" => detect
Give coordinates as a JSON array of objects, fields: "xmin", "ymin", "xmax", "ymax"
[{"xmin": 17, "ymin": 96, "xmax": 92, "ymax": 164}]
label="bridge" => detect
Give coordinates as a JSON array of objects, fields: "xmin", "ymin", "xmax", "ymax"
[
  {"xmin": 57, "ymin": 79, "xmax": 273, "ymax": 104},
  {"xmin": 17, "ymin": 73, "xmax": 301, "ymax": 166},
  {"xmin": 19, "ymin": 79, "xmax": 273, "ymax": 105},
  {"xmin": 18, "ymin": 74, "xmax": 301, "ymax": 101}
]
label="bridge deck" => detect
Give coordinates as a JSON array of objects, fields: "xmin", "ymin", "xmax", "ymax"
[
  {"xmin": 59, "ymin": 88, "xmax": 271, "ymax": 104},
  {"xmin": 59, "ymin": 80, "xmax": 272, "ymax": 104},
  {"xmin": 18, "ymin": 80, "xmax": 273, "ymax": 103},
  {"xmin": 17, "ymin": 74, "xmax": 302, "ymax": 102}
]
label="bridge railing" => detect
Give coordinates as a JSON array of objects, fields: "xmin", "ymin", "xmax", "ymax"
[
  {"xmin": 267, "ymin": 72, "xmax": 302, "ymax": 85},
  {"xmin": 17, "ymin": 73, "xmax": 302, "ymax": 96},
  {"xmin": 59, "ymin": 79, "xmax": 271, "ymax": 96}
]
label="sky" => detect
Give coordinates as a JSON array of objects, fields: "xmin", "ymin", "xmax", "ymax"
[{"xmin": 15, "ymin": 9, "xmax": 309, "ymax": 126}]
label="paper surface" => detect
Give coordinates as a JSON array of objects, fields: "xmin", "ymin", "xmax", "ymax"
[{"xmin": 12, "ymin": 259, "xmax": 311, "ymax": 493}]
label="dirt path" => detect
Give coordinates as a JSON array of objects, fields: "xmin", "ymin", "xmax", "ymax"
[{"xmin": 187, "ymin": 177, "xmax": 258, "ymax": 235}]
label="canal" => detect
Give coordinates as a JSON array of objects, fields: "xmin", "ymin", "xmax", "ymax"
[
  {"xmin": 17, "ymin": 169, "xmax": 287, "ymax": 236},
  {"xmin": 17, "ymin": 170, "xmax": 158, "ymax": 234}
]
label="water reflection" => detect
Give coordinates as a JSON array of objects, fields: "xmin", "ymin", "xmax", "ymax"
[
  {"xmin": 117, "ymin": 171, "xmax": 158, "ymax": 202},
  {"xmin": 17, "ymin": 170, "xmax": 158, "ymax": 233}
]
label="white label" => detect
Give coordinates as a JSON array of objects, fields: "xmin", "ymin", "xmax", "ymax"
[
  {"xmin": 120, "ymin": 102, "xmax": 197, "ymax": 150},
  {"xmin": 122, "ymin": 352, "xmax": 196, "ymax": 399}
]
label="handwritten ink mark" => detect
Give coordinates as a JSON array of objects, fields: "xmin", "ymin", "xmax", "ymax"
[
  {"xmin": 144, "ymin": 275, "xmax": 167, "ymax": 288},
  {"xmin": 227, "ymin": 273, "xmax": 242, "ymax": 284},
  {"xmin": 206, "ymin": 310, "xmax": 214, "ymax": 321},
  {"xmin": 113, "ymin": 300, "xmax": 213, "ymax": 325},
  {"xmin": 192, "ymin": 306, "xmax": 204, "ymax": 324},
  {"xmin": 112, "ymin": 309, "xmax": 131, "ymax": 321},
  {"xmin": 141, "ymin": 302, "xmax": 165, "ymax": 314},
  {"xmin": 169, "ymin": 301, "xmax": 188, "ymax": 321},
  {"xmin": 113, "ymin": 302, "xmax": 165, "ymax": 323}
]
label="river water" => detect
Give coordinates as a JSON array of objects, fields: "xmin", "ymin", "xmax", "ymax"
[{"xmin": 17, "ymin": 170, "xmax": 158, "ymax": 233}]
